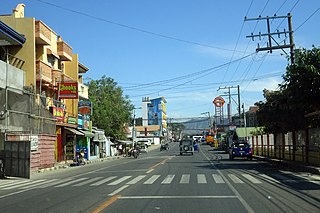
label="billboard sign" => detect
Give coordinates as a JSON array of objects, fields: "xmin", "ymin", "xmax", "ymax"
[
  {"xmin": 213, "ymin": 96, "xmax": 225, "ymax": 107},
  {"xmin": 58, "ymin": 82, "xmax": 78, "ymax": 99},
  {"xmin": 78, "ymin": 100, "xmax": 92, "ymax": 115}
]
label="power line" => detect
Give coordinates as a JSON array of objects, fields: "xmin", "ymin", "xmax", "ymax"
[
  {"xmin": 295, "ymin": 6, "xmax": 320, "ymax": 32},
  {"xmin": 32, "ymin": 0, "xmax": 244, "ymax": 53},
  {"xmin": 128, "ymin": 52, "xmax": 256, "ymax": 98},
  {"xmin": 122, "ymin": 70, "xmax": 284, "ymax": 92}
]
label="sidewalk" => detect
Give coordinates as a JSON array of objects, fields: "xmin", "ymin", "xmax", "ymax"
[{"xmin": 254, "ymin": 155, "xmax": 320, "ymax": 175}]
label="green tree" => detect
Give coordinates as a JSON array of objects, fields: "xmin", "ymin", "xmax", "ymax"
[
  {"xmin": 86, "ymin": 75, "xmax": 134, "ymax": 139},
  {"xmin": 256, "ymin": 47, "xmax": 320, "ymax": 133}
]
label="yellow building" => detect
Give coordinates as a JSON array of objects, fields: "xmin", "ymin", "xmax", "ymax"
[{"xmin": 0, "ymin": 4, "xmax": 90, "ymax": 163}]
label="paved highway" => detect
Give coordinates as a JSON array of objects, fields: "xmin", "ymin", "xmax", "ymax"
[{"xmin": 0, "ymin": 142, "xmax": 319, "ymax": 213}]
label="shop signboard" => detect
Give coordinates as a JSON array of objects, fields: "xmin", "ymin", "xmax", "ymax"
[
  {"xmin": 58, "ymin": 82, "xmax": 78, "ymax": 99},
  {"xmin": 50, "ymin": 107, "xmax": 65, "ymax": 122},
  {"xmin": 68, "ymin": 116, "xmax": 77, "ymax": 125},
  {"xmin": 78, "ymin": 100, "xmax": 92, "ymax": 115}
]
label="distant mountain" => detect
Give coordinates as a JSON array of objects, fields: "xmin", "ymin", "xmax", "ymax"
[
  {"xmin": 181, "ymin": 117, "xmax": 212, "ymax": 135},
  {"xmin": 181, "ymin": 117, "xmax": 231, "ymax": 135}
]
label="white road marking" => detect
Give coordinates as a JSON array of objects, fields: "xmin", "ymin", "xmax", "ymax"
[
  {"xmin": 108, "ymin": 176, "xmax": 132, "ymax": 185},
  {"xmin": 37, "ymin": 178, "xmax": 73, "ymax": 188},
  {"xmin": 108, "ymin": 185, "xmax": 129, "ymax": 196},
  {"xmin": 90, "ymin": 176, "xmax": 117, "ymax": 186},
  {"xmin": 120, "ymin": 195, "xmax": 237, "ymax": 199},
  {"xmin": 180, "ymin": 174, "xmax": 190, "ymax": 184},
  {"xmin": 161, "ymin": 175, "xmax": 175, "ymax": 184},
  {"xmin": 20, "ymin": 179, "xmax": 57, "ymax": 189},
  {"xmin": 212, "ymin": 174, "xmax": 225, "ymax": 183},
  {"xmin": 259, "ymin": 174, "xmax": 280, "ymax": 184},
  {"xmin": 73, "ymin": 177, "xmax": 103, "ymax": 186},
  {"xmin": 144, "ymin": 175, "xmax": 161, "ymax": 184},
  {"xmin": 202, "ymin": 150, "xmax": 254, "ymax": 213},
  {"xmin": 197, "ymin": 174, "xmax": 207, "ymax": 184},
  {"xmin": 55, "ymin": 177, "xmax": 88, "ymax": 187},
  {"xmin": 3, "ymin": 179, "xmax": 47, "ymax": 190},
  {"xmin": 228, "ymin": 174, "xmax": 244, "ymax": 183},
  {"xmin": 242, "ymin": 174, "xmax": 262, "ymax": 184},
  {"xmin": 146, "ymin": 169, "xmax": 154, "ymax": 174},
  {"xmin": 0, "ymin": 180, "xmax": 30, "ymax": 189},
  {"xmin": 127, "ymin": 175, "xmax": 146, "ymax": 185}
]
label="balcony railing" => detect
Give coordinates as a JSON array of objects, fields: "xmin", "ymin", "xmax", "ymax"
[
  {"xmin": 57, "ymin": 40, "xmax": 72, "ymax": 61},
  {"xmin": 35, "ymin": 21, "xmax": 51, "ymax": 45},
  {"xmin": 62, "ymin": 73, "xmax": 74, "ymax": 82},
  {"xmin": 36, "ymin": 61, "xmax": 52, "ymax": 83},
  {"xmin": 52, "ymin": 69, "xmax": 62, "ymax": 86}
]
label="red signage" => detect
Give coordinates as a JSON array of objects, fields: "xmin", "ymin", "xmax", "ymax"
[
  {"xmin": 50, "ymin": 107, "xmax": 65, "ymax": 122},
  {"xmin": 78, "ymin": 101, "xmax": 92, "ymax": 115},
  {"xmin": 58, "ymin": 82, "xmax": 78, "ymax": 99},
  {"xmin": 213, "ymin": 96, "xmax": 225, "ymax": 107}
]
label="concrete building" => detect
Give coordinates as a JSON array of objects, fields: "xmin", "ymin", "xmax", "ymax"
[
  {"xmin": 137, "ymin": 96, "xmax": 167, "ymax": 144},
  {"xmin": 0, "ymin": 4, "xmax": 93, "ymax": 177}
]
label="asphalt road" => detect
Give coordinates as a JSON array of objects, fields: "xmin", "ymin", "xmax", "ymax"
[{"xmin": 0, "ymin": 142, "xmax": 319, "ymax": 213}]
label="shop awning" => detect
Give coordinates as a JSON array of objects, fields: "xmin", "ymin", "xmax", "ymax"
[
  {"xmin": 65, "ymin": 127, "xmax": 84, "ymax": 136},
  {"xmin": 117, "ymin": 140, "xmax": 133, "ymax": 145},
  {"xmin": 79, "ymin": 130, "xmax": 94, "ymax": 137}
]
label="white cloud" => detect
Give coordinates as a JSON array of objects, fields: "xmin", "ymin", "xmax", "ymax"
[{"xmin": 243, "ymin": 77, "xmax": 282, "ymax": 92}]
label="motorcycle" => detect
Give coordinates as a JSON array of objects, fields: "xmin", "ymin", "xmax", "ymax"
[
  {"xmin": 73, "ymin": 150, "xmax": 86, "ymax": 165},
  {"xmin": 127, "ymin": 147, "xmax": 140, "ymax": 158}
]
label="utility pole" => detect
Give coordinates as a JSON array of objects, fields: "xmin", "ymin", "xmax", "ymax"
[
  {"xmin": 201, "ymin": 112, "xmax": 211, "ymax": 132},
  {"xmin": 218, "ymin": 85, "xmax": 241, "ymax": 126},
  {"xmin": 245, "ymin": 13, "xmax": 295, "ymax": 64}
]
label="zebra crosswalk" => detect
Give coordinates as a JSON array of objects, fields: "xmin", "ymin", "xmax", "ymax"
[{"xmin": 0, "ymin": 172, "xmax": 311, "ymax": 191}]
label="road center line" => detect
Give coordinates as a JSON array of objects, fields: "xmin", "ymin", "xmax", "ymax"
[{"xmin": 91, "ymin": 195, "xmax": 121, "ymax": 213}]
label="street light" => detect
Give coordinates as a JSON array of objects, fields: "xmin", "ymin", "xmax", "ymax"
[{"xmin": 132, "ymin": 107, "xmax": 142, "ymax": 146}]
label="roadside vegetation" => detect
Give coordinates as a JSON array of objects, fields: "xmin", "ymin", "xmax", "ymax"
[
  {"xmin": 256, "ymin": 46, "xmax": 320, "ymax": 134},
  {"xmin": 85, "ymin": 75, "xmax": 134, "ymax": 140}
]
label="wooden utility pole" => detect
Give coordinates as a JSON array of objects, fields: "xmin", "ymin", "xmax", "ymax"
[{"xmin": 245, "ymin": 13, "xmax": 295, "ymax": 64}]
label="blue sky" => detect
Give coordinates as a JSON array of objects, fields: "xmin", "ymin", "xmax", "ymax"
[{"xmin": 1, "ymin": 0, "xmax": 320, "ymax": 119}]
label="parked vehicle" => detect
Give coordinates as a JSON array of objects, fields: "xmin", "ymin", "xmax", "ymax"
[
  {"xmin": 179, "ymin": 139, "xmax": 194, "ymax": 155},
  {"xmin": 229, "ymin": 142, "xmax": 252, "ymax": 160},
  {"xmin": 136, "ymin": 139, "xmax": 152, "ymax": 147},
  {"xmin": 139, "ymin": 145, "xmax": 148, "ymax": 153}
]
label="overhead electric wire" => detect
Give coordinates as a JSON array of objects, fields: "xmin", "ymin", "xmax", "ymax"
[
  {"xmin": 295, "ymin": 6, "xmax": 320, "ymax": 32},
  {"xmin": 123, "ymin": 70, "xmax": 284, "ymax": 93},
  {"xmin": 32, "ymin": 0, "xmax": 243, "ymax": 53},
  {"xmin": 128, "ymin": 52, "xmax": 256, "ymax": 98},
  {"xmin": 218, "ymin": 0, "xmax": 254, "ymax": 90},
  {"xmin": 239, "ymin": 0, "xmax": 299, "ymax": 96}
]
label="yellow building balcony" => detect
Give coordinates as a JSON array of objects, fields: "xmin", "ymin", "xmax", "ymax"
[
  {"xmin": 62, "ymin": 73, "xmax": 74, "ymax": 82},
  {"xmin": 57, "ymin": 39, "xmax": 72, "ymax": 61},
  {"xmin": 52, "ymin": 69, "xmax": 63, "ymax": 86},
  {"xmin": 36, "ymin": 60, "xmax": 52, "ymax": 83},
  {"xmin": 35, "ymin": 20, "xmax": 51, "ymax": 45}
]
